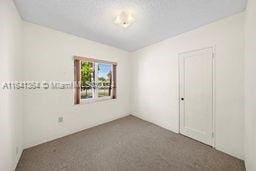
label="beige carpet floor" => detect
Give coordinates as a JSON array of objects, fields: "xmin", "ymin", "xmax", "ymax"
[{"xmin": 16, "ymin": 115, "xmax": 245, "ymax": 171}]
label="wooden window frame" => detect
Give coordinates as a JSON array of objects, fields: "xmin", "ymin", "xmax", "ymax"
[{"xmin": 74, "ymin": 56, "xmax": 117, "ymax": 105}]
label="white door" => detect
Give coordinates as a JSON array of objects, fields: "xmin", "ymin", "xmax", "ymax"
[{"xmin": 179, "ymin": 47, "xmax": 214, "ymax": 146}]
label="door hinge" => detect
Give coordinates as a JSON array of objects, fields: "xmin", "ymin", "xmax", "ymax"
[{"xmin": 212, "ymin": 132, "xmax": 215, "ymax": 138}]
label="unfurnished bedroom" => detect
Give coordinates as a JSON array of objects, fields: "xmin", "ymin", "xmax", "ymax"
[{"xmin": 0, "ymin": 0, "xmax": 256, "ymax": 171}]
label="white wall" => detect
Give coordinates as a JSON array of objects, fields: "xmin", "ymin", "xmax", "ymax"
[
  {"xmin": 244, "ymin": 0, "xmax": 256, "ymax": 170},
  {"xmin": 131, "ymin": 13, "xmax": 245, "ymax": 159},
  {"xmin": 0, "ymin": 0, "xmax": 24, "ymax": 170},
  {"xmin": 0, "ymin": 1, "xmax": 251, "ymax": 169},
  {"xmin": 23, "ymin": 22, "xmax": 131, "ymax": 148}
]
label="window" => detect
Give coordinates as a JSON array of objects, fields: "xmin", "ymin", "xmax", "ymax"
[{"xmin": 74, "ymin": 56, "xmax": 117, "ymax": 104}]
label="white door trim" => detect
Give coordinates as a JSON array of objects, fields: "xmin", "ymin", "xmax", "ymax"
[{"xmin": 178, "ymin": 46, "xmax": 216, "ymax": 148}]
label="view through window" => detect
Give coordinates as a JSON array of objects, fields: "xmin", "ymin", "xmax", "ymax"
[
  {"xmin": 97, "ymin": 63, "xmax": 112, "ymax": 98},
  {"xmin": 74, "ymin": 57, "xmax": 116, "ymax": 104}
]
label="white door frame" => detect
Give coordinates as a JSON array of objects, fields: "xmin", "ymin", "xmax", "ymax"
[{"xmin": 178, "ymin": 46, "xmax": 216, "ymax": 148}]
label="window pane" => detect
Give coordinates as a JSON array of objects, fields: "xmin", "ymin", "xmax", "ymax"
[
  {"xmin": 97, "ymin": 63, "xmax": 112, "ymax": 98},
  {"xmin": 81, "ymin": 61, "xmax": 94, "ymax": 99}
]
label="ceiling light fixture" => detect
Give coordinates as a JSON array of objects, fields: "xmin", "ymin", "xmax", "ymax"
[{"xmin": 114, "ymin": 11, "xmax": 135, "ymax": 28}]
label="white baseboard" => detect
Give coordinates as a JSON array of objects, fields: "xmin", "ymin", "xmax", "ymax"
[
  {"xmin": 13, "ymin": 148, "xmax": 23, "ymax": 171},
  {"xmin": 24, "ymin": 113, "xmax": 131, "ymax": 149}
]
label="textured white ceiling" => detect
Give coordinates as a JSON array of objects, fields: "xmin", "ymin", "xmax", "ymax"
[{"xmin": 14, "ymin": 0, "xmax": 247, "ymax": 51}]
